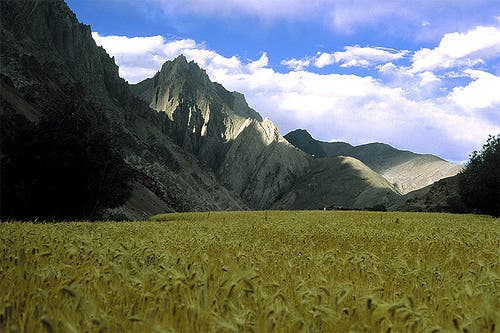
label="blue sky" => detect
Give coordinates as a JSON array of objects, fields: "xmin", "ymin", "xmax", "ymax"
[{"xmin": 67, "ymin": 0, "xmax": 500, "ymax": 163}]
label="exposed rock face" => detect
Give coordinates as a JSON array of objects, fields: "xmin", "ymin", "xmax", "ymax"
[
  {"xmin": 377, "ymin": 154, "xmax": 463, "ymax": 194},
  {"xmin": 133, "ymin": 60, "xmax": 310, "ymax": 209},
  {"xmin": 0, "ymin": 0, "xmax": 247, "ymax": 219},
  {"xmin": 285, "ymin": 129, "xmax": 462, "ymax": 194},
  {"xmin": 131, "ymin": 57, "xmax": 262, "ymax": 170},
  {"xmin": 219, "ymin": 119, "xmax": 310, "ymax": 208}
]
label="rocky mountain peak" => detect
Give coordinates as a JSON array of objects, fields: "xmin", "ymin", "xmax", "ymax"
[
  {"xmin": 158, "ymin": 55, "xmax": 211, "ymax": 90},
  {"xmin": 172, "ymin": 54, "xmax": 188, "ymax": 64},
  {"xmin": 131, "ymin": 57, "xmax": 264, "ymax": 170}
]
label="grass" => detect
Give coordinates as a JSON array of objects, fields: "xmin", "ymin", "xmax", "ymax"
[{"xmin": 1, "ymin": 211, "xmax": 499, "ymax": 332}]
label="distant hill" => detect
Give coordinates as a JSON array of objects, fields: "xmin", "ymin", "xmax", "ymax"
[
  {"xmin": 282, "ymin": 129, "xmax": 327, "ymax": 158},
  {"xmin": 285, "ymin": 129, "xmax": 462, "ymax": 194},
  {"xmin": 273, "ymin": 156, "xmax": 400, "ymax": 210}
]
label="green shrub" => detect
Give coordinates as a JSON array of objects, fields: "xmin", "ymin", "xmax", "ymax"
[{"xmin": 458, "ymin": 134, "xmax": 499, "ymax": 216}]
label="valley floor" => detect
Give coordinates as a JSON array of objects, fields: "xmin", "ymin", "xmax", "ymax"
[{"xmin": 1, "ymin": 211, "xmax": 499, "ymax": 332}]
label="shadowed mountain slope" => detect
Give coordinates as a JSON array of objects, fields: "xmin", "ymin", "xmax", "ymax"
[
  {"xmin": 391, "ymin": 175, "xmax": 468, "ymax": 213},
  {"xmin": 285, "ymin": 129, "xmax": 462, "ymax": 194},
  {"xmin": 272, "ymin": 156, "xmax": 400, "ymax": 210}
]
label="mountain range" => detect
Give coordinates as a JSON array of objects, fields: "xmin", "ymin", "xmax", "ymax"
[
  {"xmin": 284, "ymin": 129, "xmax": 462, "ymax": 195},
  {"xmin": 0, "ymin": 0, "xmax": 463, "ymax": 219}
]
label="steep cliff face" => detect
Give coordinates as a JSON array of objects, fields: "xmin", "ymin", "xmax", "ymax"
[
  {"xmin": 133, "ymin": 59, "xmax": 310, "ymax": 209},
  {"xmin": 0, "ymin": 0, "xmax": 127, "ymax": 118},
  {"xmin": 285, "ymin": 129, "xmax": 462, "ymax": 194},
  {"xmin": 132, "ymin": 57, "xmax": 262, "ymax": 170},
  {"xmin": 0, "ymin": 0, "xmax": 247, "ymax": 218}
]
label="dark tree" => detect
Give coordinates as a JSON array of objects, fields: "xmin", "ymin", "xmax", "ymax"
[
  {"xmin": 1, "ymin": 107, "xmax": 132, "ymax": 221},
  {"xmin": 458, "ymin": 134, "xmax": 500, "ymax": 216}
]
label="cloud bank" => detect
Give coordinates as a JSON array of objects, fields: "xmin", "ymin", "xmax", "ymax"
[{"xmin": 93, "ymin": 26, "xmax": 500, "ymax": 162}]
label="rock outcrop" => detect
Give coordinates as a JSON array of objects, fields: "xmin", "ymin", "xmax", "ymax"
[
  {"xmin": 219, "ymin": 118, "xmax": 310, "ymax": 208},
  {"xmin": 391, "ymin": 175, "xmax": 468, "ymax": 213}
]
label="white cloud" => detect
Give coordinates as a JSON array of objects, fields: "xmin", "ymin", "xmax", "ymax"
[
  {"xmin": 333, "ymin": 46, "xmax": 409, "ymax": 68},
  {"xmin": 161, "ymin": 39, "xmax": 199, "ymax": 56},
  {"xmin": 410, "ymin": 26, "xmax": 500, "ymax": 73},
  {"xmin": 314, "ymin": 52, "xmax": 336, "ymax": 68},
  {"xmin": 418, "ymin": 71, "xmax": 440, "ymax": 86},
  {"xmin": 93, "ymin": 32, "xmax": 500, "ymax": 162},
  {"xmin": 282, "ymin": 46, "xmax": 409, "ymax": 70},
  {"xmin": 248, "ymin": 53, "xmax": 270, "ymax": 71},
  {"xmin": 450, "ymin": 70, "xmax": 500, "ymax": 109},
  {"xmin": 376, "ymin": 62, "xmax": 445, "ymax": 101},
  {"xmin": 280, "ymin": 58, "xmax": 311, "ymax": 71},
  {"xmin": 92, "ymin": 33, "xmax": 165, "ymax": 55}
]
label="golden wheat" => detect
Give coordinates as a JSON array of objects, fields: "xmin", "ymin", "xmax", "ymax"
[{"xmin": 1, "ymin": 211, "xmax": 499, "ymax": 332}]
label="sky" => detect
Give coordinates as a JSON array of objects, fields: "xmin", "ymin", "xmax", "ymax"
[{"xmin": 66, "ymin": 0, "xmax": 500, "ymax": 163}]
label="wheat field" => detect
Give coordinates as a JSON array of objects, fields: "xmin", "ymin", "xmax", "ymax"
[{"xmin": 1, "ymin": 211, "xmax": 499, "ymax": 332}]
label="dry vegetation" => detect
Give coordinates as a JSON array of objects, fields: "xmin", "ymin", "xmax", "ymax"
[{"xmin": 1, "ymin": 211, "xmax": 499, "ymax": 332}]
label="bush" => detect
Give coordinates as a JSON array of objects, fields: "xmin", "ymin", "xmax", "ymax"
[{"xmin": 458, "ymin": 135, "xmax": 499, "ymax": 216}]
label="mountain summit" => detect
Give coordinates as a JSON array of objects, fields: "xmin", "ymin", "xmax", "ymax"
[
  {"xmin": 131, "ymin": 56, "xmax": 262, "ymax": 170},
  {"xmin": 132, "ymin": 57, "xmax": 310, "ymax": 208}
]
